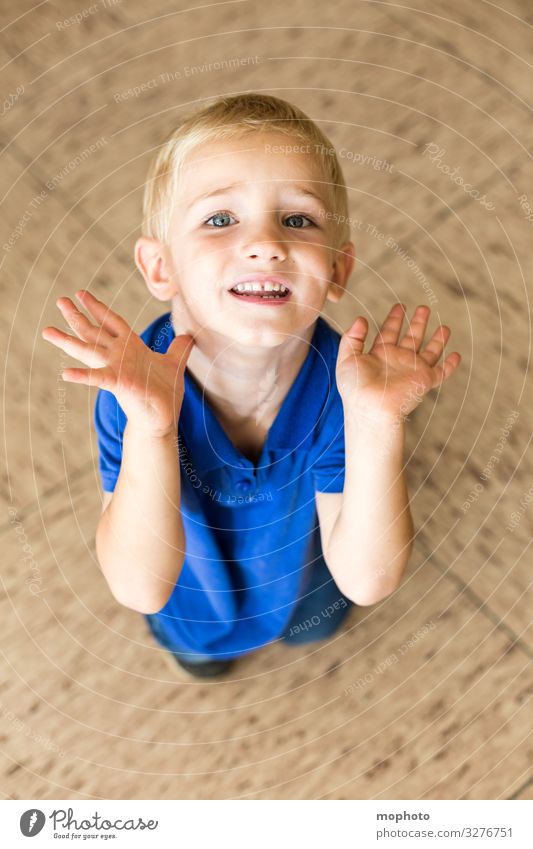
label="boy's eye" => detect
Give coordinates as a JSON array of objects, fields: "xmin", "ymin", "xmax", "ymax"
[
  {"xmin": 284, "ymin": 214, "xmax": 314, "ymax": 228},
  {"xmin": 203, "ymin": 211, "xmax": 316, "ymax": 228},
  {"xmin": 205, "ymin": 211, "xmax": 236, "ymax": 227}
]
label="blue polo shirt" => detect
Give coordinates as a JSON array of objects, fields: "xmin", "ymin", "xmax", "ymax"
[{"xmin": 93, "ymin": 312, "xmax": 346, "ymax": 661}]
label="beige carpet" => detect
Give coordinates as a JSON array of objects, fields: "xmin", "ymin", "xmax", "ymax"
[{"xmin": 1, "ymin": 0, "xmax": 532, "ymax": 799}]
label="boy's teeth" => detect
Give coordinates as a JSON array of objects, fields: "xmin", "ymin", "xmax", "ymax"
[{"xmin": 233, "ymin": 281, "xmax": 288, "ymax": 294}]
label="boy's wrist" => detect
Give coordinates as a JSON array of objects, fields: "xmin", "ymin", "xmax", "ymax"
[
  {"xmin": 343, "ymin": 404, "xmax": 405, "ymax": 435},
  {"xmin": 343, "ymin": 408, "xmax": 406, "ymax": 466},
  {"xmin": 124, "ymin": 420, "xmax": 179, "ymax": 441}
]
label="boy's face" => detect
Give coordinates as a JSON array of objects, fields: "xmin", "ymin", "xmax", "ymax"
[{"xmin": 138, "ymin": 131, "xmax": 355, "ymax": 348}]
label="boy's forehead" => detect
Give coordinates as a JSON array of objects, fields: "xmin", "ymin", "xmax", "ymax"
[{"xmin": 179, "ymin": 132, "xmax": 330, "ymax": 199}]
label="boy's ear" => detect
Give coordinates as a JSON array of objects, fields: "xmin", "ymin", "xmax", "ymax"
[
  {"xmin": 134, "ymin": 237, "xmax": 178, "ymax": 302},
  {"xmin": 326, "ymin": 241, "xmax": 356, "ymax": 303}
]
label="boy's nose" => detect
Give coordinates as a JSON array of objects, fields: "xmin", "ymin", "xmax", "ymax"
[{"xmin": 240, "ymin": 227, "xmax": 288, "ymax": 262}]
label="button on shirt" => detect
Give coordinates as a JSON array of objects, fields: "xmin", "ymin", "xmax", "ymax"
[{"xmin": 93, "ymin": 313, "xmax": 346, "ymax": 661}]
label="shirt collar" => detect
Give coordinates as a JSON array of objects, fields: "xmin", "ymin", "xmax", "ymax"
[{"xmin": 154, "ymin": 314, "xmax": 335, "ymax": 475}]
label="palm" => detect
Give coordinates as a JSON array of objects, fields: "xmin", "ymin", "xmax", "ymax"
[
  {"xmin": 42, "ymin": 291, "xmax": 194, "ymax": 436},
  {"xmin": 336, "ymin": 303, "xmax": 462, "ymax": 419},
  {"xmin": 96, "ymin": 334, "xmax": 189, "ymax": 432}
]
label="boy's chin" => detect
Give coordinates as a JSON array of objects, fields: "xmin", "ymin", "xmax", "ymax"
[
  {"xmin": 224, "ymin": 325, "xmax": 291, "ymax": 349},
  {"xmin": 221, "ymin": 307, "xmax": 320, "ymax": 348},
  {"xmin": 179, "ymin": 314, "xmax": 296, "ymax": 347}
]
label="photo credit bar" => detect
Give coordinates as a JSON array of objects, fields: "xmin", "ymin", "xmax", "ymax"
[{"xmin": 2, "ymin": 800, "xmax": 530, "ymax": 847}]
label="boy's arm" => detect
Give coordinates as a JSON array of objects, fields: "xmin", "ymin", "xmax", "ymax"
[
  {"xmin": 42, "ymin": 290, "xmax": 194, "ymax": 615},
  {"xmin": 96, "ymin": 423, "xmax": 185, "ymax": 614},
  {"xmin": 316, "ymin": 302, "xmax": 461, "ymax": 605},
  {"xmin": 316, "ymin": 417, "xmax": 414, "ymax": 606}
]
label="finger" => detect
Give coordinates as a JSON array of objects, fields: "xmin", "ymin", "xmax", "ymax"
[
  {"xmin": 42, "ymin": 326, "xmax": 106, "ymax": 367},
  {"xmin": 419, "ymin": 325, "xmax": 451, "ymax": 366},
  {"xmin": 374, "ymin": 303, "xmax": 406, "ymax": 346},
  {"xmin": 60, "ymin": 366, "xmax": 111, "ymax": 388},
  {"xmin": 344, "ymin": 316, "xmax": 368, "ymax": 354},
  {"xmin": 398, "ymin": 305, "xmax": 431, "ymax": 352},
  {"xmin": 432, "ymin": 352, "xmax": 462, "ymax": 386},
  {"xmin": 56, "ymin": 297, "xmax": 112, "ymax": 345},
  {"xmin": 74, "ymin": 290, "xmax": 130, "ymax": 337}
]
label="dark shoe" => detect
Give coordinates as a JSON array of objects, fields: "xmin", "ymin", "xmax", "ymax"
[
  {"xmin": 175, "ymin": 656, "xmax": 234, "ymax": 679},
  {"xmin": 159, "ymin": 647, "xmax": 234, "ymax": 680}
]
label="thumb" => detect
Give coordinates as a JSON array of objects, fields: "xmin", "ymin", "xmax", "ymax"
[
  {"xmin": 167, "ymin": 333, "xmax": 195, "ymax": 369},
  {"xmin": 342, "ymin": 316, "xmax": 368, "ymax": 355}
]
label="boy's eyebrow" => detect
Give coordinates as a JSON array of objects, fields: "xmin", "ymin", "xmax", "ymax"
[
  {"xmin": 186, "ymin": 183, "xmax": 242, "ymax": 210},
  {"xmin": 185, "ymin": 182, "xmax": 328, "ymax": 211},
  {"xmin": 290, "ymin": 185, "xmax": 328, "ymax": 206}
]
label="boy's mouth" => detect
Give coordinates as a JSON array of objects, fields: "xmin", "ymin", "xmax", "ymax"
[{"xmin": 228, "ymin": 278, "xmax": 292, "ymax": 303}]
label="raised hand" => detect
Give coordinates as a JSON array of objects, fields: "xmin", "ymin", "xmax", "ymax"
[
  {"xmin": 336, "ymin": 303, "xmax": 462, "ymax": 422},
  {"xmin": 42, "ymin": 290, "xmax": 194, "ymax": 437}
]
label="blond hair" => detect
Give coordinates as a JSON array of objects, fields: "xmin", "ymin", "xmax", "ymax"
[{"xmin": 142, "ymin": 93, "xmax": 351, "ymax": 249}]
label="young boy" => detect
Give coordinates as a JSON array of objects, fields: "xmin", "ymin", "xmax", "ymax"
[{"xmin": 42, "ymin": 94, "xmax": 461, "ymax": 679}]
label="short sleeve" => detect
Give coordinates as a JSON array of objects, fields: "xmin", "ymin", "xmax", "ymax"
[
  {"xmin": 93, "ymin": 388, "xmax": 127, "ymax": 492},
  {"xmin": 311, "ymin": 386, "xmax": 346, "ymax": 494}
]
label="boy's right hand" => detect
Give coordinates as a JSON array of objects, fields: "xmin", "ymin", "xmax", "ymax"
[{"xmin": 42, "ymin": 290, "xmax": 194, "ymax": 437}]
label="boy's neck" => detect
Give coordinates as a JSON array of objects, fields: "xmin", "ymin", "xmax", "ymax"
[{"xmin": 171, "ymin": 311, "xmax": 317, "ymax": 424}]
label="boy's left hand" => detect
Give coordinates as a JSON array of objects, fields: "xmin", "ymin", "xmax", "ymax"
[{"xmin": 336, "ymin": 303, "xmax": 462, "ymax": 422}]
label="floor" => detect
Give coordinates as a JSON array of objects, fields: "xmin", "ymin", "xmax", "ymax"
[{"xmin": 1, "ymin": 0, "xmax": 532, "ymax": 799}]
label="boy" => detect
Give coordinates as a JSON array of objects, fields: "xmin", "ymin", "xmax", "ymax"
[{"xmin": 42, "ymin": 94, "xmax": 461, "ymax": 679}]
